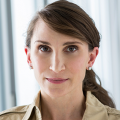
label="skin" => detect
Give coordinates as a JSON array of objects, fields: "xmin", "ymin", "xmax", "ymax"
[{"xmin": 25, "ymin": 19, "xmax": 99, "ymax": 120}]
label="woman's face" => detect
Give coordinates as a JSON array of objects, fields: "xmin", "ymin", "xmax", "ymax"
[{"xmin": 25, "ymin": 19, "xmax": 98, "ymax": 98}]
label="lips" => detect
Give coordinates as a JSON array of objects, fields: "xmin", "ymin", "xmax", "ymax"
[
  {"xmin": 46, "ymin": 78, "xmax": 68, "ymax": 80},
  {"xmin": 46, "ymin": 78, "xmax": 68, "ymax": 84}
]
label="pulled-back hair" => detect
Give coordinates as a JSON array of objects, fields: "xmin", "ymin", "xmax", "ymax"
[{"xmin": 26, "ymin": 0, "xmax": 116, "ymax": 108}]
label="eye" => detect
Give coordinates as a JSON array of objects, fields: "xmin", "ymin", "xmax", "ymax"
[
  {"xmin": 38, "ymin": 45, "xmax": 51, "ymax": 52},
  {"xmin": 65, "ymin": 45, "xmax": 78, "ymax": 53},
  {"xmin": 38, "ymin": 45, "xmax": 78, "ymax": 53}
]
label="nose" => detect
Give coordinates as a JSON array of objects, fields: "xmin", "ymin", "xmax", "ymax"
[{"xmin": 49, "ymin": 52, "xmax": 65, "ymax": 73}]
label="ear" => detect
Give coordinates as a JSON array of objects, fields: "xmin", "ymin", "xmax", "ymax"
[
  {"xmin": 24, "ymin": 46, "xmax": 32, "ymax": 67},
  {"xmin": 87, "ymin": 47, "xmax": 99, "ymax": 70}
]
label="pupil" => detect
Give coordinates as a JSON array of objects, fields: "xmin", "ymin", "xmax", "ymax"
[
  {"xmin": 69, "ymin": 47, "xmax": 74, "ymax": 51},
  {"xmin": 41, "ymin": 47, "xmax": 48, "ymax": 51},
  {"xmin": 44, "ymin": 47, "xmax": 48, "ymax": 51}
]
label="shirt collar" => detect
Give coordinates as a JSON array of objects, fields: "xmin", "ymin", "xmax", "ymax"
[
  {"xmin": 22, "ymin": 90, "xmax": 42, "ymax": 120},
  {"xmin": 22, "ymin": 90, "xmax": 108, "ymax": 120},
  {"xmin": 82, "ymin": 91, "xmax": 108, "ymax": 120}
]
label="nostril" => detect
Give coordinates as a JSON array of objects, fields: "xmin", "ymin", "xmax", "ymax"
[{"xmin": 49, "ymin": 64, "xmax": 65, "ymax": 73}]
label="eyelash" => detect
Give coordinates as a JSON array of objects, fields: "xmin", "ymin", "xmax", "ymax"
[{"xmin": 38, "ymin": 45, "xmax": 78, "ymax": 53}]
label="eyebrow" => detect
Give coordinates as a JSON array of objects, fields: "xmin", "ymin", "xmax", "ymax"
[{"xmin": 34, "ymin": 40, "xmax": 83, "ymax": 46}]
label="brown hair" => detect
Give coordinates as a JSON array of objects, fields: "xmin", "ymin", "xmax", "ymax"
[{"xmin": 26, "ymin": 0, "xmax": 116, "ymax": 108}]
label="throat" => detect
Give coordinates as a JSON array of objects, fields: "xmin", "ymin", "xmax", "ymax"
[{"xmin": 40, "ymin": 92, "xmax": 86, "ymax": 120}]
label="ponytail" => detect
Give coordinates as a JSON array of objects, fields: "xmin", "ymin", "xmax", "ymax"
[{"xmin": 83, "ymin": 69, "xmax": 116, "ymax": 108}]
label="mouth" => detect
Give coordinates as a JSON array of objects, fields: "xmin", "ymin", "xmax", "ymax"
[{"xmin": 46, "ymin": 78, "xmax": 69, "ymax": 84}]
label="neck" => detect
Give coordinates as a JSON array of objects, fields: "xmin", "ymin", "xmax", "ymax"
[{"xmin": 40, "ymin": 88, "xmax": 86, "ymax": 120}]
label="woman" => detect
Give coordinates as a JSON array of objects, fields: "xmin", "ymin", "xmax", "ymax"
[{"xmin": 0, "ymin": 0, "xmax": 120, "ymax": 120}]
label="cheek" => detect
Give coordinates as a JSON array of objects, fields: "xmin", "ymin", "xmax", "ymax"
[
  {"xmin": 68, "ymin": 56, "xmax": 87, "ymax": 74},
  {"xmin": 32, "ymin": 53, "xmax": 48, "ymax": 74},
  {"xmin": 32, "ymin": 54, "xmax": 49, "ymax": 85}
]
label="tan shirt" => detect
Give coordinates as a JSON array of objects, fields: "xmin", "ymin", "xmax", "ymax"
[{"xmin": 0, "ymin": 91, "xmax": 120, "ymax": 120}]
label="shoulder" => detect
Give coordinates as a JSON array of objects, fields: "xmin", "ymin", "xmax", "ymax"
[
  {"xmin": 105, "ymin": 105, "xmax": 120, "ymax": 120},
  {"xmin": 0, "ymin": 105, "xmax": 29, "ymax": 120},
  {"xmin": 86, "ymin": 91, "xmax": 120, "ymax": 120}
]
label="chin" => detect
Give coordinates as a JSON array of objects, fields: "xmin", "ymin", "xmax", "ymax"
[{"xmin": 47, "ymin": 88, "xmax": 68, "ymax": 98}]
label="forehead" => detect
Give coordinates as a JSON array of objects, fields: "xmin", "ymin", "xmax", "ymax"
[{"xmin": 32, "ymin": 19, "xmax": 87, "ymax": 45}]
